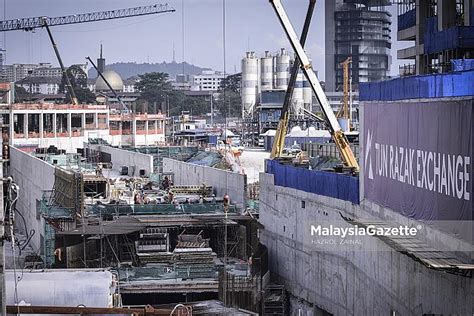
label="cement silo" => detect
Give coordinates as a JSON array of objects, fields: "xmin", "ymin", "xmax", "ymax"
[
  {"xmin": 303, "ymin": 76, "xmax": 312, "ymax": 112},
  {"xmin": 274, "ymin": 48, "xmax": 290, "ymax": 90},
  {"xmin": 241, "ymin": 51, "xmax": 259, "ymax": 116},
  {"xmin": 260, "ymin": 51, "xmax": 273, "ymax": 91},
  {"xmin": 291, "ymin": 72, "xmax": 304, "ymax": 116}
]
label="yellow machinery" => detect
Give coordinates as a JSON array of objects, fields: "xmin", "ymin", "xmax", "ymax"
[
  {"xmin": 270, "ymin": 0, "xmax": 360, "ymax": 172},
  {"xmin": 270, "ymin": 0, "xmax": 316, "ymax": 159}
]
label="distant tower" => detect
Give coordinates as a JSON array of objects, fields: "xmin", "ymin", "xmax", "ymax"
[{"xmin": 97, "ymin": 44, "xmax": 105, "ymax": 75}]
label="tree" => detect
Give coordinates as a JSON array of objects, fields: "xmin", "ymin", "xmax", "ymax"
[
  {"xmin": 215, "ymin": 89, "xmax": 242, "ymax": 117},
  {"xmin": 60, "ymin": 65, "xmax": 96, "ymax": 104},
  {"xmin": 13, "ymin": 85, "xmax": 31, "ymax": 102},
  {"xmin": 220, "ymin": 73, "xmax": 241, "ymax": 94},
  {"xmin": 136, "ymin": 72, "xmax": 173, "ymax": 113}
]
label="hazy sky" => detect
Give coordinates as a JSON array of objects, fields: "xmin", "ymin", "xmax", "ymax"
[{"xmin": 1, "ymin": 0, "xmax": 409, "ymax": 80}]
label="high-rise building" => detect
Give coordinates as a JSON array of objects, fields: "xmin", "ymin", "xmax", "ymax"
[
  {"xmin": 397, "ymin": 0, "xmax": 474, "ymax": 75},
  {"xmin": 325, "ymin": 0, "xmax": 392, "ymax": 92}
]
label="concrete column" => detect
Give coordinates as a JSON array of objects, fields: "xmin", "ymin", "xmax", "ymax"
[
  {"xmin": 119, "ymin": 121, "xmax": 123, "ymax": 134},
  {"xmin": 53, "ymin": 113, "xmax": 57, "ymax": 137},
  {"xmin": 9, "ymin": 112, "xmax": 14, "ymax": 145},
  {"xmin": 106, "ymin": 112, "xmax": 110, "ymax": 129},
  {"xmin": 145, "ymin": 120, "xmax": 149, "ymax": 135},
  {"xmin": 465, "ymin": 0, "xmax": 472, "ymax": 27},
  {"xmin": 132, "ymin": 117, "xmax": 137, "ymax": 147},
  {"xmin": 67, "ymin": 113, "xmax": 72, "ymax": 137},
  {"xmin": 82, "ymin": 113, "xmax": 86, "ymax": 130},
  {"xmin": 416, "ymin": 0, "xmax": 428, "ymax": 74},
  {"xmin": 438, "ymin": 0, "xmax": 457, "ymax": 31},
  {"xmin": 39, "ymin": 113, "xmax": 44, "ymax": 140},
  {"xmin": 154, "ymin": 120, "xmax": 158, "ymax": 134},
  {"xmin": 24, "ymin": 113, "xmax": 28, "ymax": 140},
  {"xmin": 94, "ymin": 112, "xmax": 99, "ymax": 129},
  {"xmin": 132, "ymin": 118, "xmax": 137, "ymax": 135}
]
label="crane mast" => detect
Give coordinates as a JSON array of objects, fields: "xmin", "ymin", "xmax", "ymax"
[
  {"xmin": 337, "ymin": 57, "xmax": 352, "ymax": 123},
  {"xmin": 269, "ymin": 0, "xmax": 360, "ymax": 172}
]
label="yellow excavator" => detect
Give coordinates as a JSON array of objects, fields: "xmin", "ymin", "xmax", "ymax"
[{"xmin": 269, "ymin": 0, "xmax": 360, "ymax": 172}]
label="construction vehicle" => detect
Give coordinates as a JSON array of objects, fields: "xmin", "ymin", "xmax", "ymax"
[
  {"xmin": 269, "ymin": 0, "xmax": 360, "ymax": 172},
  {"xmin": 1, "ymin": 3, "xmax": 175, "ymax": 105}
]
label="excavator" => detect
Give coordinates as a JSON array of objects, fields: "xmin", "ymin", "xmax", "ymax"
[{"xmin": 269, "ymin": 0, "xmax": 360, "ymax": 172}]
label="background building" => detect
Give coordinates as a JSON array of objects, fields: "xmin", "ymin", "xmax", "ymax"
[
  {"xmin": 192, "ymin": 70, "xmax": 225, "ymax": 91},
  {"xmin": 397, "ymin": 0, "xmax": 474, "ymax": 75},
  {"xmin": 1, "ymin": 63, "xmax": 87, "ymax": 83},
  {"xmin": 325, "ymin": 0, "xmax": 392, "ymax": 92},
  {"xmin": 16, "ymin": 77, "xmax": 61, "ymax": 95}
]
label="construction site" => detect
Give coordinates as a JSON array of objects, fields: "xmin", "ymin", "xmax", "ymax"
[{"xmin": 0, "ymin": 0, "xmax": 472, "ymax": 315}]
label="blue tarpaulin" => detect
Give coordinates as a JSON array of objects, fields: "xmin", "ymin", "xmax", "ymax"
[
  {"xmin": 452, "ymin": 59, "xmax": 474, "ymax": 72},
  {"xmin": 360, "ymin": 69, "xmax": 474, "ymax": 101},
  {"xmin": 424, "ymin": 15, "xmax": 474, "ymax": 54},
  {"xmin": 398, "ymin": 9, "xmax": 416, "ymax": 31},
  {"xmin": 266, "ymin": 159, "xmax": 360, "ymax": 204}
]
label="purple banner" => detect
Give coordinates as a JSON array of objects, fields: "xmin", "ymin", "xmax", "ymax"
[{"xmin": 362, "ymin": 99, "xmax": 473, "ymax": 221}]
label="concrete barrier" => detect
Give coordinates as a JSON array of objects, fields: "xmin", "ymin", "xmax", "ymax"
[{"xmin": 163, "ymin": 158, "xmax": 247, "ymax": 210}]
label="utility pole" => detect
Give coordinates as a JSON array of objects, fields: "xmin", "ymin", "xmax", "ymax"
[
  {"xmin": 0, "ymin": 145, "xmax": 5, "ymax": 315},
  {"xmin": 210, "ymin": 92, "xmax": 214, "ymax": 127}
]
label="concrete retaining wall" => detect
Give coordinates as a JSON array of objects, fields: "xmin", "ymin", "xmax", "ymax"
[
  {"xmin": 259, "ymin": 172, "xmax": 473, "ymax": 315},
  {"xmin": 98, "ymin": 146, "xmax": 154, "ymax": 177},
  {"xmin": 163, "ymin": 158, "xmax": 247, "ymax": 209},
  {"xmin": 9, "ymin": 147, "xmax": 56, "ymax": 252}
]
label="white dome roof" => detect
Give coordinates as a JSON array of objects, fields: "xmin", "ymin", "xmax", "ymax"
[{"xmin": 95, "ymin": 70, "xmax": 123, "ymax": 91}]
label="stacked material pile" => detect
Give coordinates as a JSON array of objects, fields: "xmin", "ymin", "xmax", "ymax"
[{"xmin": 173, "ymin": 234, "xmax": 217, "ymax": 279}]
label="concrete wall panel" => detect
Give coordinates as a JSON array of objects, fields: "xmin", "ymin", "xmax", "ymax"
[
  {"xmin": 163, "ymin": 158, "xmax": 247, "ymax": 209},
  {"xmin": 9, "ymin": 147, "xmax": 56, "ymax": 251}
]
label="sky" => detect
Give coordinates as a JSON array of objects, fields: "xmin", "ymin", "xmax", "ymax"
[{"xmin": 1, "ymin": 0, "xmax": 410, "ymax": 80}]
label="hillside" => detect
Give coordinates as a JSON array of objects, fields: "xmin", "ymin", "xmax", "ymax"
[{"xmin": 87, "ymin": 61, "xmax": 211, "ymax": 80}]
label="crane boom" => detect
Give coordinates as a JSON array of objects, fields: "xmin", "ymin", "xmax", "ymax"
[
  {"xmin": 0, "ymin": 3, "xmax": 175, "ymax": 32},
  {"xmin": 269, "ymin": 0, "xmax": 360, "ymax": 171},
  {"xmin": 270, "ymin": 0, "xmax": 316, "ymax": 159},
  {"xmin": 42, "ymin": 19, "xmax": 78, "ymax": 105},
  {"xmin": 87, "ymin": 56, "xmax": 128, "ymax": 112}
]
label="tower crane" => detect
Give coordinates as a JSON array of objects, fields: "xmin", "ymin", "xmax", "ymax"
[
  {"xmin": 0, "ymin": 3, "xmax": 175, "ymax": 104},
  {"xmin": 269, "ymin": 0, "xmax": 360, "ymax": 172},
  {"xmin": 0, "ymin": 4, "xmax": 175, "ymax": 32}
]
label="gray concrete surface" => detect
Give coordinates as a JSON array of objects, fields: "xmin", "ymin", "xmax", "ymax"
[
  {"xmin": 163, "ymin": 158, "xmax": 247, "ymax": 209},
  {"xmin": 259, "ymin": 172, "xmax": 474, "ymax": 315},
  {"xmin": 9, "ymin": 147, "xmax": 55, "ymax": 253},
  {"xmin": 84, "ymin": 144, "xmax": 154, "ymax": 177}
]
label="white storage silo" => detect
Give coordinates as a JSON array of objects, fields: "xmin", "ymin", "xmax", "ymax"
[
  {"xmin": 241, "ymin": 51, "xmax": 259, "ymax": 115},
  {"xmin": 260, "ymin": 51, "xmax": 273, "ymax": 91},
  {"xmin": 291, "ymin": 72, "xmax": 304, "ymax": 116},
  {"xmin": 274, "ymin": 48, "xmax": 290, "ymax": 90}
]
